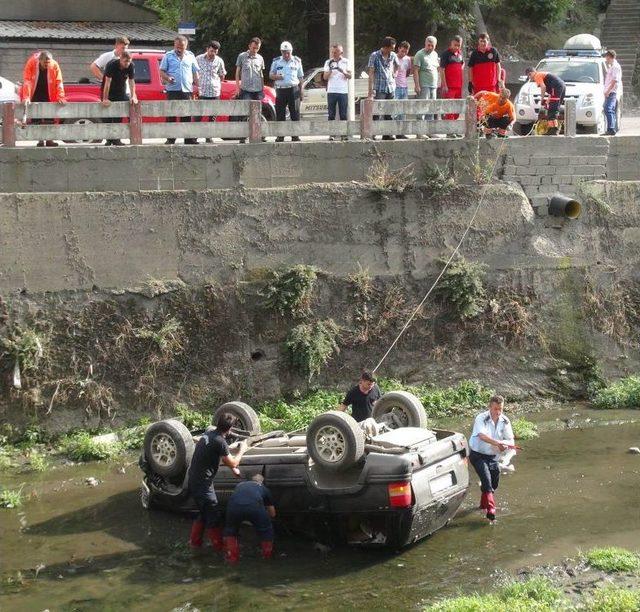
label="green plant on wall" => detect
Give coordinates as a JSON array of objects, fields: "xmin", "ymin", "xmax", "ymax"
[
  {"xmin": 286, "ymin": 319, "xmax": 340, "ymax": 379},
  {"xmin": 263, "ymin": 265, "xmax": 318, "ymax": 318},
  {"xmin": 0, "ymin": 325, "xmax": 48, "ymax": 388},
  {"xmin": 437, "ymin": 256, "xmax": 488, "ymax": 320}
]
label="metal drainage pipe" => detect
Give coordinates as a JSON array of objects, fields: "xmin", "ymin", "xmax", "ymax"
[{"xmin": 548, "ymin": 194, "xmax": 581, "ymax": 219}]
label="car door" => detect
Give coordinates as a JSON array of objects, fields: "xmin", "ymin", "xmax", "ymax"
[{"xmin": 300, "ymin": 68, "xmax": 328, "ymax": 117}]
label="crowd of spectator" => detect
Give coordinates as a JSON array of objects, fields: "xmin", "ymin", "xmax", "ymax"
[{"xmin": 14, "ymin": 30, "xmax": 624, "ymax": 145}]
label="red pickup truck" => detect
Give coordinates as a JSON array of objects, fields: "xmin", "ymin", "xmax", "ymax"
[{"xmin": 63, "ymin": 49, "xmax": 277, "ymax": 123}]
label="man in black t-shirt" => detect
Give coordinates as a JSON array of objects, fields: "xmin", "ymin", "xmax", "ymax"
[
  {"xmin": 101, "ymin": 51, "xmax": 138, "ymax": 146},
  {"xmin": 338, "ymin": 371, "xmax": 382, "ymax": 422},
  {"xmin": 187, "ymin": 414, "xmax": 247, "ymax": 552},
  {"xmin": 223, "ymin": 474, "xmax": 276, "ymax": 563}
]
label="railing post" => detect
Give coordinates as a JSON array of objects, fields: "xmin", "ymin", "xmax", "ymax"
[
  {"xmin": 360, "ymin": 98, "xmax": 374, "ymax": 140},
  {"xmin": 564, "ymin": 98, "xmax": 576, "ymax": 138},
  {"xmin": 2, "ymin": 102, "xmax": 17, "ymax": 147},
  {"xmin": 248, "ymin": 100, "xmax": 262, "ymax": 143},
  {"xmin": 129, "ymin": 101, "xmax": 143, "ymax": 145},
  {"xmin": 464, "ymin": 97, "xmax": 477, "ymax": 140}
]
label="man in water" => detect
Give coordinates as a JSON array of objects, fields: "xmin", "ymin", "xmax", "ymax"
[
  {"xmin": 187, "ymin": 414, "xmax": 247, "ymax": 551},
  {"xmin": 338, "ymin": 371, "xmax": 382, "ymax": 422},
  {"xmin": 223, "ymin": 473, "xmax": 276, "ymax": 563},
  {"xmin": 469, "ymin": 395, "xmax": 514, "ymax": 522}
]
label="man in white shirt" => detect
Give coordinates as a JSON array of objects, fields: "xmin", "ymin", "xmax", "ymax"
[
  {"xmin": 469, "ymin": 395, "xmax": 514, "ymax": 522},
  {"xmin": 90, "ymin": 36, "xmax": 130, "ymax": 83},
  {"xmin": 323, "ymin": 43, "xmax": 352, "ymax": 140},
  {"xmin": 604, "ymin": 50, "xmax": 623, "ymax": 136}
]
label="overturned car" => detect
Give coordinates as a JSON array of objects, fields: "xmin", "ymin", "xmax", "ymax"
[{"xmin": 139, "ymin": 391, "xmax": 470, "ymax": 548}]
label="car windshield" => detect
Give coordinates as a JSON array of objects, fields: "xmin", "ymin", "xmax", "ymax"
[{"xmin": 535, "ymin": 60, "xmax": 600, "ymax": 83}]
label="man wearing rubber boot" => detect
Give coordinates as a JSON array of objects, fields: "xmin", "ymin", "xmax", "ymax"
[
  {"xmin": 188, "ymin": 414, "xmax": 247, "ymax": 551},
  {"xmin": 223, "ymin": 473, "xmax": 276, "ymax": 563},
  {"xmin": 525, "ymin": 67, "xmax": 566, "ymax": 135},
  {"xmin": 469, "ymin": 395, "xmax": 514, "ymax": 522}
]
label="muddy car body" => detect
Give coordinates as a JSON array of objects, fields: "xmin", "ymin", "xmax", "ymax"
[{"xmin": 139, "ymin": 393, "xmax": 470, "ymax": 548}]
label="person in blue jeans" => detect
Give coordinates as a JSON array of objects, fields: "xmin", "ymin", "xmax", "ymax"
[
  {"xmin": 603, "ymin": 50, "xmax": 622, "ymax": 135},
  {"xmin": 394, "ymin": 41, "xmax": 412, "ymax": 129},
  {"xmin": 223, "ymin": 473, "xmax": 276, "ymax": 563},
  {"xmin": 323, "ymin": 44, "xmax": 352, "ymax": 140}
]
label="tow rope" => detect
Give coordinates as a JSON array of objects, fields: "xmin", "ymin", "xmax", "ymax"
[{"xmin": 372, "ymin": 137, "xmax": 509, "ymax": 374}]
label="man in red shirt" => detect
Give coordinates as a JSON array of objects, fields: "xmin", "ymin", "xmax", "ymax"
[
  {"xmin": 468, "ymin": 33, "xmax": 502, "ymax": 94},
  {"xmin": 439, "ymin": 35, "xmax": 464, "ymax": 120}
]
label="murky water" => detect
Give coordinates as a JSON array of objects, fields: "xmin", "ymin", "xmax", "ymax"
[{"xmin": 2, "ymin": 405, "xmax": 640, "ymax": 611}]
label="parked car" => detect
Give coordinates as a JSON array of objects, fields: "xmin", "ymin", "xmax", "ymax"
[
  {"xmin": 514, "ymin": 34, "xmax": 619, "ymax": 135},
  {"xmin": 63, "ymin": 49, "xmax": 277, "ymax": 123},
  {"xmin": 299, "ymin": 66, "xmax": 416, "ymax": 118},
  {"xmin": 138, "ymin": 391, "xmax": 470, "ymax": 549}
]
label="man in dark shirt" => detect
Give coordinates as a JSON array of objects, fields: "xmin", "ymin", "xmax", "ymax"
[
  {"xmin": 223, "ymin": 473, "xmax": 276, "ymax": 563},
  {"xmin": 338, "ymin": 371, "xmax": 382, "ymax": 422},
  {"xmin": 525, "ymin": 67, "xmax": 566, "ymax": 132},
  {"xmin": 101, "ymin": 51, "xmax": 138, "ymax": 146},
  {"xmin": 187, "ymin": 414, "xmax": 247, "ymax": 551}
]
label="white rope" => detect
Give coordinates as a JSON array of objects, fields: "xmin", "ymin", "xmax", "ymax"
[{"xmin": 372, "ymin": 137, "xmax": 508, "ymax": 374}]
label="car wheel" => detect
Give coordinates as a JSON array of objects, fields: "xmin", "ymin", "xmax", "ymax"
[
  {"xmin": 513, "ymin": 122, "xmax": 533, "ymax": 136},
  {"xmin": 213, "ymin": 401, "xmax": 261, "ymax": 435},
  {"xmin": 143, "ymin": 419, "xmax": 194, "ymax": 478},
  {"xmin": 372, "ymin": 391, "xmax": 428, "ymax": 429},
  {"xmin": 307, "ymin": 411, "xmax": 365, "ymax": 471}
]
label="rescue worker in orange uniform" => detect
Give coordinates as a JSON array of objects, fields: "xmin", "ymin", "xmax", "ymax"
[
  {"xmin": 525, "ymin": 67, "xmax": 566, "ymax": 135},
  {"xmin": 473, "ymin": 87, "xmax": 515, "ymax": 138},
  {"xmin": 21, "ymin": 50, "xmax": 66, "ymax": 147}
]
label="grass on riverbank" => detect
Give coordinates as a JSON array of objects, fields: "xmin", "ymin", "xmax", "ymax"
[
  {"xmin": 0, "ymin": 486, "xmax": 24, "ymax": 509},
  {"xmin": 425, "ymin": 576, "xmax": 564, "ymax": 611},
  {"xmin": 588, "ymin": 585, "xmax": 640, "ymax": 612},
  {"xmin": 592, "ymin": 376, "xmax": 640, "ymax": 410},
  {"xmin": 585, "ymin": 547, "xmax": 640, "ymax": 573},
  {"xmin": 511, "ymin": 418, "xmax": 539, "ymax": 440},
  {"xmin": 59, "ymin": 432, "xmax": 124, "ymax": 462}
]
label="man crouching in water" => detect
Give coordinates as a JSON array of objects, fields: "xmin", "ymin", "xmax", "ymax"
[
  {"xmin": 188, "ymin": 414, "xmax": 248, "ymax": 550},
  {"xmin": 469, "ymin": 395, "xmax": 514, "ymax": 522}
]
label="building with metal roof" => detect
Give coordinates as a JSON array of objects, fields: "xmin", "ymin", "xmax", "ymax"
[{"xmin": 0, "ymin": 0, "xmax": 176, "ymax": 82}]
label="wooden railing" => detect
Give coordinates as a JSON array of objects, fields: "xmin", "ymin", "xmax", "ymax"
[{"xmin": 0, "ymin": 97, "xmax": 578, "ymax": 145}]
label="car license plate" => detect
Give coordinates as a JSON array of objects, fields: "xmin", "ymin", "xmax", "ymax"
[{"xmin": 430, "ymin": 472, "xmax": 454, "ymax": 495}]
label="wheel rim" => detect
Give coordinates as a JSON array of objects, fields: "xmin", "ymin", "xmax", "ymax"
[
  {"xmin": 150, "ymin": 433, "xmax": 177, "ymax": 468},
  {"xmin": 315, "ymin": 425, "xmax": 346, "ymax": 463}
]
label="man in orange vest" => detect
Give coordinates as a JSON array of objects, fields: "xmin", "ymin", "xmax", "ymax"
[
  {"xmin": 473, "ymin": 87, "xmax": 515, "ymax": 138},
  {"xmin": 21, "ymin": 50, "xmax": 66, "ymax": 147}
]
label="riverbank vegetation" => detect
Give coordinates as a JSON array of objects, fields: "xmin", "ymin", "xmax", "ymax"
[
  {"xmin": 511, "ymin": 418, "xmax": 539, "ymax": 440},
  {"xmin": 585, "ymin": 547, "xmax": 640, "ymax": 573},
  {"xmin": 592, "ymin": 376, "xmax": 640, "ymax": 410}
]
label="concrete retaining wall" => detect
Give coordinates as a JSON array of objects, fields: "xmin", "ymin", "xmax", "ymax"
[{"xmin": 0, "ymin": 136, "xmax": 637, "ymax": 196}]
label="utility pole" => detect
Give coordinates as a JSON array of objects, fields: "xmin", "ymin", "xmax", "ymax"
[{"xmin": 329, "ymin": 0, "xmax": 355, "ymax": 120}]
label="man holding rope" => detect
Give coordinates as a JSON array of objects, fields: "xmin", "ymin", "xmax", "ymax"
[
  {"xmin": 525, "ymin": 67, "xmax": 566, "ymax": 135},
  {"xmin": 469, "ymin": 395, "xmax": 514, "ymax": 522}
]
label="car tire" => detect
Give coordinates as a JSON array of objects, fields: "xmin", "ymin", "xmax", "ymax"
[
  {"xmin": 372, "ymin": 391, "xmax": 428, "ymax": 429},
  {"xmin": 143, "ymin": 419, "xmax": 194, "ymax": 478},
  {"xmin": 307, "ymin": 411, "xmax": 365, "ymax": 471},
  {"xmin": 513, "ymin": 122, "xmax": 533, "ymax": 136},
  {"xmin": 213, "ymin": 401, "xmax": 261, "ymax": 435}
]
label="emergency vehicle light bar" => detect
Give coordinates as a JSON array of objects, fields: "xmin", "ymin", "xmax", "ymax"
[{"xmin": 545, "ymin": 49, "xmax": 602, "ymax": 57}]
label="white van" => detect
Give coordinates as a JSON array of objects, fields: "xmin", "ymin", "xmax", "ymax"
[{"xmin": 514, "ymin": 34, "xmax": 620, "ymax": 135}]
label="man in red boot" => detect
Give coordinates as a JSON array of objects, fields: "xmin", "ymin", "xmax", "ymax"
[
  {"xmin": 188, "ymin": 414, "xmax": 247, "ymax": 550},
  {"xmin": 469, "ymin": 395, "xmax": 514, "ymax": 522},
  {"xmin": 223, "ymin": 473, "xmax": 276, "ymax": 563}
]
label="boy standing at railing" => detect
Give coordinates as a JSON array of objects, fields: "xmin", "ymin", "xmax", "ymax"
[{"xmin": 394, "ymin": 41, "xmax": 412, "ymax": 133}]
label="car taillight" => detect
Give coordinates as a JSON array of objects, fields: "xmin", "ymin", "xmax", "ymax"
[{"xmin": 388, "ymin": 481, "xmax": 412, "ymax": 508}]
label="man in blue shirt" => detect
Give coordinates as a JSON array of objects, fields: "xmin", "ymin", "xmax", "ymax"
[
  {"xmin": 159, "ymin": 35, "xmax": 200, "ymax": 145},
  {"xmin": 223, "ymin": 473, "xmax": 276, "ymax": 563},
  {"xmin": 367, "ymin": 36, "xmax": 400, "ymax": 140},
  {"xmin": 469, "ymin": 395, "xmax": 514, "ymax": 522},
  {"xmin": 269, "ymin": 41, "xmax": 304, "ymax": 142}
]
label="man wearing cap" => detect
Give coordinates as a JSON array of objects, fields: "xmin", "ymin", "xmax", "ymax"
[
  {"xmin": 196, "ymin": 40, "xmax": 227, "ymax": 142},
  {"xmin": 338, "ymin": 371, "xmax": 382, "ymax": 422},
  {"xmin": 269, "ymin": 41, "xmax": 304, "ymax": 142},
  {"xmin": 525, "ymin": 66, "xmax": 565, "ymax": 135},
  {"xmin": 469, "ymin": 395, "xmax": 514, "ymax": 522}
]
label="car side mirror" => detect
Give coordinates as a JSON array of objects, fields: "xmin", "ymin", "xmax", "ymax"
[{"xmin": 518, "ymin": 75, "xmax": 528, "ymax": 82}]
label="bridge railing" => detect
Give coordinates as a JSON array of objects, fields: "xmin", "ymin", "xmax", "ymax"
[{"xmin": 0, "ymin": 97, "xmax": 577, "ymax": 145}]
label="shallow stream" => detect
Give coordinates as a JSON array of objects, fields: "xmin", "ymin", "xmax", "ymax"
[{"xmin": 2, "ymin": 405, "xmax": 640, "ymax": 611}]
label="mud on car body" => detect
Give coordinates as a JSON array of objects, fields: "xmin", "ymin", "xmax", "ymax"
[{"xmin": 139, "ymin": 392, "xmax": 470, "ymax": 548}]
